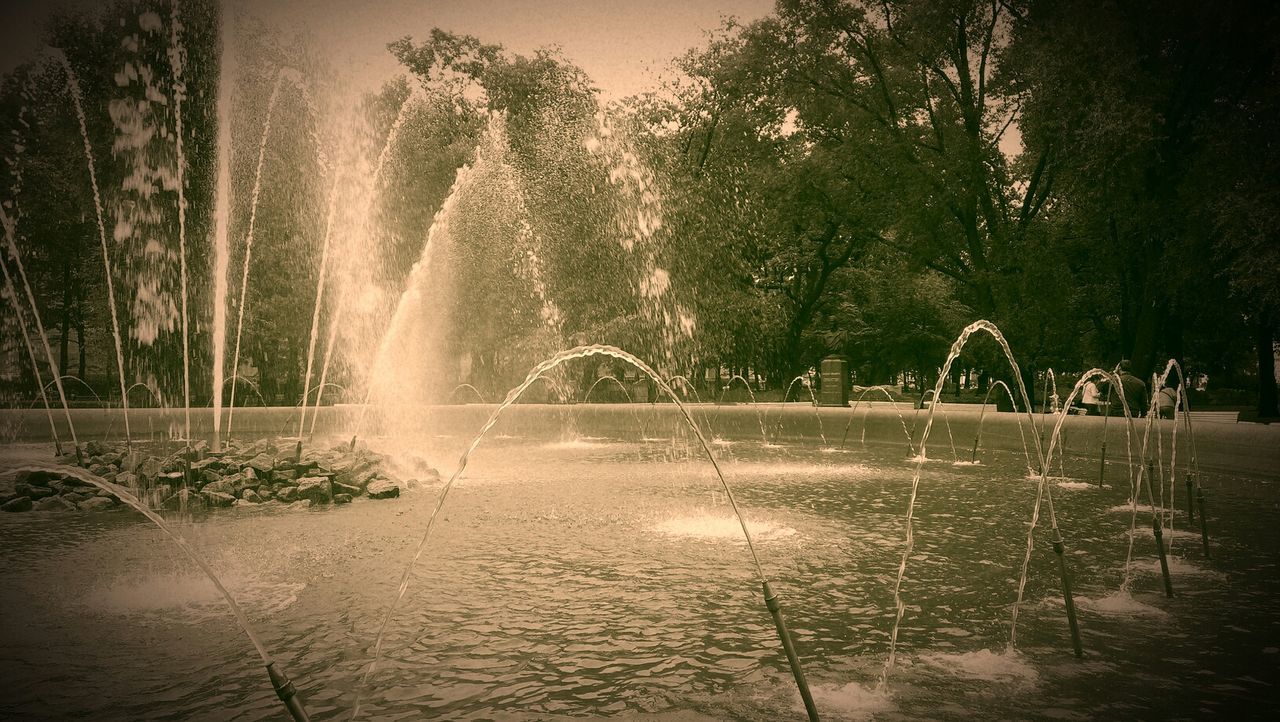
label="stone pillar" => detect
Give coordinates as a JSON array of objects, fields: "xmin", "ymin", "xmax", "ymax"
[{"xmin": 818, "ymin": 357, "xmax": 849, "ymax": 407}]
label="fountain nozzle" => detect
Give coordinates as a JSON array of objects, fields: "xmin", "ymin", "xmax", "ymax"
[
  {"xmin": 762, "ymin": 580, "xmax": 819, "ymax": 721},
  {"xmin": 1152, "ymin": 517, "xmax": 1174, "ymax": 598},
  {"xmin": 1050, "ymin": 527, "xmax": 1083, "ymax": 658},
  {"xmin": 266, "ymin": 661, "xmax": 311, "ymax": 722}
]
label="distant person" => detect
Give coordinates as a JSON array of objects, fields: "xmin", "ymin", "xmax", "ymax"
[
  {"xmin": 1157, "ymin": 381, "xmax": 1178, "ymax": 419},
  {"xmin": 1081, "ymin": 377, "xmax": 1102, "ymax": 416},
  {"xmin": 1115, "ymin": 360, "xmax": 1148, "ymax": 417}
]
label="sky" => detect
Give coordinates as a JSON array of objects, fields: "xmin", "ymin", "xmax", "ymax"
[{"xmin": 0, "ymin": 0, "xmax": 776, "ymax": 100}]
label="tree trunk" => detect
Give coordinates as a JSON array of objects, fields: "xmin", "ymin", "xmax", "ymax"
[
  {"xmin": 59, "ymin": 259, "xmax": 72, "ymax": 377},
  {"xmin": 1257, "ymin": 315, "xmax": 1278, "ymax": 418},
  {"xmin": 76, "ymin": 322, "xmax": 86, "ymax": 381}
]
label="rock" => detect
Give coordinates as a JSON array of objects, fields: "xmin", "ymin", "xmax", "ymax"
[
  {"xmin": 241, "ymin": 488, "xmax": 262, "ymax": 503},
  {"xmin": 85, "ymin": 440, "xmax": 109, "ymax": 457},
  {"xmin": 190, "ymin": 457, "xmax": 219, "ymax": 472},
  {"xmin": 138, "ymin": 457, "xmax": 163, "ymax": 481},
  {"xmin": 149, "ymin": 484, "xmax": 173, "ymax": 508},
  {"xmin": 161, "ymin": 455, "xmax": 185, "ymax": 473},
  {"xmin": 245, "ymin": 453, "xmax": 275, "ymax": 475},
  {"xmin": 256, "ymin": 485, "xmax": 272, "ymax": 498},
  {"xmin": 88, "ymin": 464, "xmax": 108, "ymax": 476},
  {"xmin": 366, "ymin": 479, "xmax": 400, "ymax": 500},
  {"xmin": 202, "ymin": 477, "xmax": 236, "ymax": 496},
  {"xmin": 78, "ymin": 496, "xmax": 114, "ymax": 512},
  {"xmin": 115, "ymin": 472, "xmax": 138, "ymax": 488},
  {"xmin": 274, "ymin": 468, "xmax": 297, "ymax": 481},
  {"xmin": 276, "ymin": 485, "xmax": 299, "ymax": 503},
  {"xmin": 121, "ymin": 450, "xmax": 141, "ymax": 474},
  {"xmin": 201, "ymin": 490, "xmax": 236, "ymax": 508},
  {"xmin": 288, "ymin": 499, "xmax": 312, "ymax": 510},
  {"xmin": 332, "ymin": 481, "xmax": 362, "ymax": 497},
  {"xmin": 62, "ymin": 491, "xmax": 89, "ymax": 504},
  {"xmin": 161, "ymin": 471, "xmax": 185, "ymax": 485},
  {"xmin": 295, "ymin": 477, "xmax": 332, "ymax": 504},
  {"xmin": 233, "ymin": 498, "xmax": 253, "ymax": 507},
  {"xmin": 2, "ymin": 496, "xmax": 33, "ymax": 512},
  {"xmin": 15, "ymin": 470, "xmax": 55, "ymax": 485},
  {"xmin": 0, "ymin": 490, "xmax": 16, "ymax": 505},
  {"xmin": 201, "ymin": 470, "xmax": 224, "ymax": 487},
  {"xmin": 34, "ymin": 496, "xmax": 77, "ymax": 512},
  {"xmin": 241, "ymin": 467, "xmax": 258, "ymax": 483},
  {"xmin": 165, "ymin": 488, "xmax": 200, "ymax": 510},
  {"xmin": 16, "ymin": 483, "xmax": 56, "ymax": 500},
  {"xmin": 61, "ymin": 473, "xmax": 92, "ymax": 488},
  {"xmin": 333, "ymin": 493, "xmax": 353, "ymax": 504}
]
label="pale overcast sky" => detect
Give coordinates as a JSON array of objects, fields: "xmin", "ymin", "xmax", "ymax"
[{"xmin": 1, "ymin": 0, "xmax": 775, "ymax": 99}]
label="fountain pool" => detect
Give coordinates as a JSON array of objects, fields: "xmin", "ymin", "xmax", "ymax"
[{"xmin": 2, "ymin": 404, "xmax": 1278, "ymax": 720}]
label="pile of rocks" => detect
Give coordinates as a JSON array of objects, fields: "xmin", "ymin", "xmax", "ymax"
[{"xmin": 1, "ymin": 439, "xmax": 438, "ymax": 513}]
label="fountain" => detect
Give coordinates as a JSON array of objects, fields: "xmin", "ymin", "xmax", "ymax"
[
  {"xmin": 839, "ymin": 384, "xmax": 915, "ymax": 454},
  {"xmin": 715, "ymin": 374, "xmax": 768, "ymax": 443},
  {"xmin": 1, "ymin": 4, "xmax": 1277, "ymax": 721}
]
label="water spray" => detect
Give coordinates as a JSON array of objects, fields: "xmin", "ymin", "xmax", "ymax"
[
  {"xmin": 1197, "ymin": 486, "xmax": 1210, "ymax": 558},
  {"xmin": 1184, "ymin": 473, "xmax": 1195, "ymax": 523},
  {"xmin": 352, "ymin": 346, "xmax": 819, "ymax": 721},
  {"xmin": 10, "ymin": 464, "xmax": 312, "ymax": 721}
]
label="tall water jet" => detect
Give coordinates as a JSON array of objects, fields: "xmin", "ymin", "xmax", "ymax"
[
  {"xmin": 352, "ymin": 345, "xmax": 819, "ymax": 721},
  {"xmin": 209, "ymin": 0, "xmax": 238, "ymax": 449},
  {"xmin": 0, "ymin": 264, "xmax": 62, "ymax": 453},
  {"xmin": 52, "ymin": 48, "xmax": 131, "ymax": 444},
  {"xmin": 354, "ymin": 159, "xmax": 472, "ymax": 438},
  {"xmin": 226, "ymin": 67, "xmax": 311, "ymax": 439},
  {"xmin": 297, "ymin": 169, "xmax": 343, "ymax": 438},
  {"xmin": 308, "ymin": 88, "xmax": 423, "ymax": 433},
  {"xmin": 167, "ymin": 1, "xmax": 192, "ymax": 443},
  {"xmin": 0, "ymin": 207, "xmax": 78, "ymax": 451}
]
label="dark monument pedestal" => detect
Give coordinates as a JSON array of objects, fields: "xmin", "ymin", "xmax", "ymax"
[{"xmin": 819, "ymin": 357, "xmax": 849, "ymax": 407}]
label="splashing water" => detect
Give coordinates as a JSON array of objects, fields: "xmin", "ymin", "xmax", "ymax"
[
  {"xmin": 52, "ymin": 48, "xmax": 131, "ymax": 444},
  {"xmin": 969, "ymin": 380, "xmax": 1032, "ymax": 472},
  {"xmin": 351, "ymin": 345, "xmax": 802, "ymax": 719},
  {"xmin": 716, "ymin": 374, "xmax": 768, "ymax": 443},
  {"xmin": 840, "ymin": 385, "xmax": 914, "ymax": 454},
  {"xmin": 879, "ymin": 320, "xmax": 1046, "ymax": 690},
  {"xmin": 0, "ymin": 207, "xmax": 77, "ymax": 450},
  {"xmin": 6, "ymin": 464, "xmax": 272, "ymax": 663}
]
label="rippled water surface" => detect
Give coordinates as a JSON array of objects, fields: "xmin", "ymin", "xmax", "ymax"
[{"xmin": 1, "ymin": 406, "xmax": 1278, "ymax": 720}]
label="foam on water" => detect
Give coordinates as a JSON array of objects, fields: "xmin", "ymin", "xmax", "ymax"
[
  {"xmin": 919, "ymin": 648, "xmax": 1039, "ymax": 686},
  {"xmin": 1130, "ymin": 527, "xmax": 1201, "ymax": 541},
  {"xmin": 951, "ymin": 459, "xmax": 982, "ymax": 467},
  {"xmin": 652, "ymin": 512, "xmax": 796, "ymax": 543},
  {"xmin": 543, "ymin": 437, "xmax": 610, "ymax": 450},
  {"xmin": 806, "ymin": 681, "xmax": 894, "ymax": 720},
  {"xmin": 1055, "ymin": 480, "xmax": 1099, "ymax": 490},
  {"xmin": 1078, "ymin": 591, "xmax": 1169, "ymax": 617},
  {"xmin": 1108, "ymin": 503, "xmax": 1174, "ymax": 514},
  {"xmin": 908, "ymin": 454, "xmax": 948, "ymax": 464},
  {"xmin": 1129, "ymin": 556, "xmax": 1225, "ymax": 579},
  {"xmin": 84, "ymin": 571, "xmax": 304, "ymax": 621}
]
